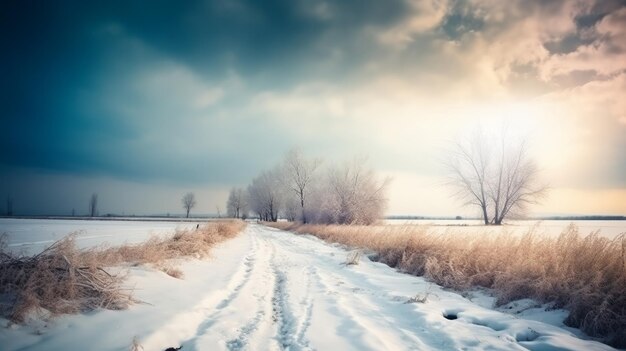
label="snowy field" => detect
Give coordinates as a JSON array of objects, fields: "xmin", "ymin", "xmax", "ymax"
[
  {"xmin": 0, "ymin": 218, "xmax": 202, "ymax": 256},
  {"xmin": 0, "ymin": 223, "xmax": 618, "ymax": 351},
  {"xmin": 385, "ymin": 219, "xmax": 626, "ymax": 239},
  {"xmin": 2, "ymin": 218, "xmax": 623, "ymax": 257}
]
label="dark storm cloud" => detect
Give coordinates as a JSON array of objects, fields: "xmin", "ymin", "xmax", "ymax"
[{"xmin": 0, "ymin": 0, "xmax": 415, "ymax": 184}]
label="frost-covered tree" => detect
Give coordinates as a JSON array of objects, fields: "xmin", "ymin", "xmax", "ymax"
[
  {"xmin": 227, "ymin": 187, "xmax": 248, "ymax": 219},
  {"xmin": 321, "ymin": 158, "xmax": 390, "ymax": 225},
  {"xmin": 283, "ymin": 148, "xmax": 320, "ymax": 223},
  {"xmin": 240, "ymin": 152, "xmax": 389, "ymax": 225},
  {"xmin": 283, "ymin": 194, "xmax": 300, "ymax": 222},
  {"xmin": 247, "ymin": 167, "xmax": 285, "ymax": 221}
]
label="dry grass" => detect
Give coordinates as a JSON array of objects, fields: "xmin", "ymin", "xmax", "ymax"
[
  {"xmin": 0, "ymin": 220, "xmax": 246, "ymax": 323},
  {"xmin": 268, "ymin": 222, "xmax": 626, "ymax": 347}
]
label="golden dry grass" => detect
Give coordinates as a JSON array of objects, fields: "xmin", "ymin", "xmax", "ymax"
[
  {"xmin": 0, "ymin": 220, "xmax": 246, "ymax": 323},
  {"xmin": 268, "ymin": 222, "xmax": 626, "ymax": 347}
]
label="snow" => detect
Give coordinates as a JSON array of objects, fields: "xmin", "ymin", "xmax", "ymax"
[
  {"xmin": 385, "ymin": 219, "xmax": 626, "ymax": 239},
  {"xmin": 0, "ymin": 223, "xmax": 619, "ymax": 351},
  {"xmin": 0, "ymin": 218, "xmax": 202, "ymax": 255}
]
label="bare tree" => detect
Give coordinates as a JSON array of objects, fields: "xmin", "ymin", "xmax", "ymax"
[
  {"xmin": 89, "ymin": 193, "xmax": 98, "ymax": 217},
  {"xmin": 227, "ymin": 187, "xmax": 248, "ymax": 219},
  {"xmin": 283, "ymin": 148, "xmax": 321, "ymax": 223},
  {"xmin": 447, "ymin": 129, "xmax": 547, "ymax": 225},
  {"xmin": 488, "ymin": 139, "xmax": 548, "ymax": 224},
  {"xmin": 446, "ymin": 130, "xmax": 490, "ymax": 224},
  {"xmin": 181, "ymin": 192, "xmax": 196, "ymax": 218}
]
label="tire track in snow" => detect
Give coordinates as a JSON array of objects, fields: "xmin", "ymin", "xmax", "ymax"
[
  {"xmin": 266, "ymin": 227, "xmax": 465, "ymax": 350},
  {"xmin": 270, "ymin": 228, "xmax": 466, "ymax": 350},
  {"xmin": 170, "ymin": 233, "xmax": 264, "ymax": 351},
  {"xmin": 140, "ymin": 230, "xmax": 259, "ymax": 350},
  {"xmin": 294, "ymin": 266, "xmax": 315, "ymax": 349},
  {"xmin": 262, "ymin": 226, "xmax": 446, "ymax": 350},
  {"xmin": 316, "ymin": 270, "xmax": 427, "ymax": 350},
  {"xmin": 209, "ymin": 234, "xmax": 258, "ymax": 311},
  {"xmin": 270, "ymin": 231, "xmax": 408, "ymax": 349},
  {"xmin": 269, "ymin": 241, "xmax": 316, "ymax": 351},
  {"xmin": 225, "ymin": 309, "xmax": 266, "ymax": 351},
  {"xmin": 224, "ymin": 233, "xmax": 277, "ymax": 350}
]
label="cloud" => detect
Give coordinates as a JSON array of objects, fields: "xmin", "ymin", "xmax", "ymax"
[
  {"xmin": 377, "ymin": 0, "xmax": 449, "ymax": 47},
  {"xmin": 541, "ymin": 7, "xmax": 626, "ymax": 78},
  {"xmin": 1, "ymin": 0, "xmax": 625, "ymax": 215}
]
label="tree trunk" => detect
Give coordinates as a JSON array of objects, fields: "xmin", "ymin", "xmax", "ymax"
[
  {"xmin": 300, "ymin": 196, "xmax": 306, "ymax": 224},
  {"xmin": 482, "ymin": 204, "xmax": 489, "ymax": 225}
]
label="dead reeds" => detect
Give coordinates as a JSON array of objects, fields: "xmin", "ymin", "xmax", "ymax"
[{"xmin": 0, "ymin": 220, "xmax": 246, "ymax": 323}]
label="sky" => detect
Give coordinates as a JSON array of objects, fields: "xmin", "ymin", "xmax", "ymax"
[{"xmin": 1, "ymin": 0, "xmax": 625, "ymax": 217}]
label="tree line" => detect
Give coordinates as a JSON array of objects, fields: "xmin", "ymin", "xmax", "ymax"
[
  {"xmin": 226, "ymin": 149, "xmax": 390, "ymax": 225},
  {"xmin": 3, "ymin": 129, "xmax": 547, "ymax": 224},
  {"xmin": 229, "ymin": 129, "xmax": 547, "ymax": 226}
]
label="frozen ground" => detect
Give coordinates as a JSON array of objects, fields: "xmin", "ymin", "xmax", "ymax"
[
  {"xmin": 0, "ymin": 218, "xmax": 202, "ymax": 255},
  {"xmin": 0, "ymin": 223, "xmax": 617, "ymax": 351},
  {"xmin": 385, "ymin": 219, "xmax": 626, "ymax": 239}
]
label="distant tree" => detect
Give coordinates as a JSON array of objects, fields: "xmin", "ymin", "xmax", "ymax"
[
  {"xmin": 227, "ymin": 187, "xmax": 248, "ymax": 219},
  {"xmin": 241, "ymin": 155, "xmax": 388, "ymax": 225},
  {"xmin": 322, "ymin": 158, "xmax": 390, "ymax": 225},
  {"xmin": 89, "ymin": 193, "xmax": 98, "ymax": 217},
  {"xmin": 6, "ymin": 195, "xmax": 13, "ymax": 216},
  {"xmin": 181, "ymin": 192, "xmax": 196, "ymax": 218},
  {"xmin": 446, "ymin": 129, "xmax": 548, "ymax": 225},
  {"xmin": 247, "ymin": 167, "xmax": 285, "ymax": 222},
  {"xmin": 216, "ymin": 206, "xmax": 221, "ymax": 218},
  {"xmin": 283, "ymin": 148, "xmax": 321, "ymax": 223}
]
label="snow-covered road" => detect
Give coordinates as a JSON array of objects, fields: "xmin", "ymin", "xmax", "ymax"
[
  {"xmin": 1, "ymin": 224, "xmax": 616, "ymax": 351},
  {"xmin": 141, "ymin": 224, "xmax": 614, "ymax": 351}
]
